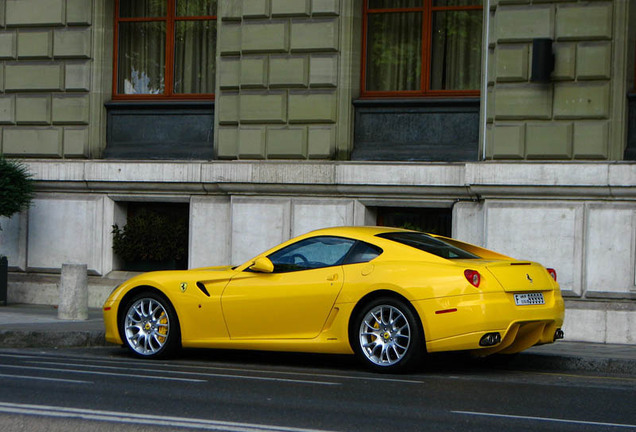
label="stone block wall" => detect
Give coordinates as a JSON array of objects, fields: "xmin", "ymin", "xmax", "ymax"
[
  {"xmin": 485, "ymin": 0, "xmax": 628, "ymax": 160},
  {"xmin": 0, "ymin": 0, "xmax": 93, "ymax": 158},
  {"xmin": 216, "ymin": 0, "xmax": 342, "ymax": 159}
]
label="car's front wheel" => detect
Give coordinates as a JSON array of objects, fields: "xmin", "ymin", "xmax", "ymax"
[
  {"xmin": 121, "ymin": 292, "xmax": 180, "ymax": 359},
  {"xmin": 352, "ymin": 297, "xmax": 423, "ymax": 373}
]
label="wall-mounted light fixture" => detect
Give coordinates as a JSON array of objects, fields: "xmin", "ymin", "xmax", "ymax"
[{"xmin": 531, "ymin": 38, "xmax": 554, "ymax": 83}]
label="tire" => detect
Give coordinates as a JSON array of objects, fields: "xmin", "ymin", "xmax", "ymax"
[
  {"xmin": 120, "ymin": 291, "xmax": 180, "ymax": 359},
  {"xmin": 351, "ymin": 297, "xmax": 424, "ymax": 373}
]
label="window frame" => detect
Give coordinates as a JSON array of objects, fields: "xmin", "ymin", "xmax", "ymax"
[
  {"xmin": 112, "ymin": 0, "xmax": 217, "ymax": 101},
  {"xmin": 360, "ymin": 0, "xmax": 483, "ymax": 99}
]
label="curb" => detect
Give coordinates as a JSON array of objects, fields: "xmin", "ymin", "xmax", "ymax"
[
  {"xmin": 0, "ymin": 330, "xmax": 108, "ymax": 349},
  {"xmin": 508, "ymin": 352, "xmax": 636, "ymax": 376}
]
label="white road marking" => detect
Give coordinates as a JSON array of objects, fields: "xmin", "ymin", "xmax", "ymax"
[
  {"xmin": 28, "ymin": 361, "xmax": 341, "ymax": 386},
  {"xmin": 0, "ymin": 353, "xmax": 425, "ymax": 384},
  {"xmin": 453, "ymin": 410, "xmax": 636, "ymax": 429},
  {"xmin": 0, "ymin": 372, "xmax": 92, "ymax": 385},
  {"xmin": 0, "ymin": 402, "xmax": 337, "ymax": 432},
  {"xmin": 0, "ymin": 364, "xmax": 205, "ymax": 383}
]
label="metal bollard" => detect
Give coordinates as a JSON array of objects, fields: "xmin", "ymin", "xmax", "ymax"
[
  {"xmin": 0, "ymin": 256, "xmax": 7, "ymax": 306},
  {"xmin": 58, "ymin": 263, "xmax": 88, "ymax": 320}
]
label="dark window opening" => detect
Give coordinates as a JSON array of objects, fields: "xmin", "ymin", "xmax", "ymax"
[
  {"xmin": 376, "ymin": 207, "xmax": 452, "ymax": 236},
  {"xmin": 112, "ymin": 202, "xmax": 189, "ymax": 271}
]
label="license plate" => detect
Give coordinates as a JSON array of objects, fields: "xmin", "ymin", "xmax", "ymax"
[{"xmin": 514, "ymin": 292, "xmax": 545, "ymax": 306}]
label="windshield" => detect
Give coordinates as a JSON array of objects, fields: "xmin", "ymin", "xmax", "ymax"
[{"xmin": 376, "ymin": 232, "xmax": 480, "ymax": 259}]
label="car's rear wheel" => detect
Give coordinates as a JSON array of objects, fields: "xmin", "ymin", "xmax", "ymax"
[
  {"xmin": 352, "ymin": 297, "xmax": 423, "ymax": 373},
  {"xmin": 121, "ymin": 292, "xmax": 180, "ymax": 359}
]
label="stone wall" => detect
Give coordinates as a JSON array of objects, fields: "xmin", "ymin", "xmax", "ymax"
[
  {"xmin": 1, "ymin": 159, "xmax": 635, "ymax": 343},
  {"xmin": 485, "ymin": 0, "xmax": 629, "ymax": 160},
  {"xmin": 0, "ymin": 0, "xmax": 98, "ymax": 158},
  {"xmin": 216, "ymin": 0, "xmax": 347, "ymax": 159}
]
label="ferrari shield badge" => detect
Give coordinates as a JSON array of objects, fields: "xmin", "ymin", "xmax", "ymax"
[{"xmin": 180, "ymin": 282, "xmax": 188, "ymax": 292}]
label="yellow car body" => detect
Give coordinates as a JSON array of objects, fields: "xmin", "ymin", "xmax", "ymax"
[{"xmin": 103, "ymin": 226, "xmax": 564, "ymax": 371}]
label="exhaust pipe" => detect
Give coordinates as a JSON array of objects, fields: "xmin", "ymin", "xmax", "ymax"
[
  {"xmin": 479, "ymin": 332, "xmax": 501, "ymax": 347},
  {"xmin": 554, "ymin": 328, "xmax": 564, "ymax": 341}
]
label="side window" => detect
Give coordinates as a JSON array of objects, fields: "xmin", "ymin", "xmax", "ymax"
[
  {"xmin": 343, "ymin": 242, "xmax": 383, "ymax": 265},
  {"xmin": 268, "ymin": 236, "xmax": 356, "ymax": 272}
]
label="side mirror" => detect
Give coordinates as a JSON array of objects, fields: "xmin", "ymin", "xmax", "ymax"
[{"xmin": 249, "ymin": 257, "xmax": 274, "ymax": 273}]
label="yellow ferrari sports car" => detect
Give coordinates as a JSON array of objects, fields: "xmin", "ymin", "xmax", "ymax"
[{"xmin": 103, "ymin": 226, "xmax": 565, "ymax": 372}]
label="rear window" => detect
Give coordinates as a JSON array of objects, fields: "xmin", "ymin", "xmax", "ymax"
[{"xmin": 376, "ymin": 232, "xmax": 480, "ymax": 259}]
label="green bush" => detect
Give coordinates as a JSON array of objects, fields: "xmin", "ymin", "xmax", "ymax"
[
  {"xmin": 112, "ymin": 208, "xmax": 187, "ymax": 263},
  {"xmin": 0, "ymin": 157, "xmax": 34, "ymax": 223}
]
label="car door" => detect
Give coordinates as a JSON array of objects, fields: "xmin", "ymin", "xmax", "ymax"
[{"xmin": 221, "ymin": 236, "xmax": 355, "ymax": 339}]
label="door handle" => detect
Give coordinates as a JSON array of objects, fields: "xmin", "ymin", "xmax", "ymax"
[{"xmin": 327, "ymin": 274, "xmax": 338, "ymax": 281}]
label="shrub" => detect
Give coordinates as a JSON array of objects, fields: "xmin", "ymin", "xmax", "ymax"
[
  {"xmin": 0, "ymin": 157, "xmax": 34, "ymax": 226},
  {"xmin": 112, "ymin": 208, "xmax": 188, "ymax": 263}
]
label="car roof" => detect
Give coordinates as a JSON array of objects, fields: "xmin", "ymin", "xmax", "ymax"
[{"xmin": 302, "ymin": 226, "xmax": 414, "ymax": 242}]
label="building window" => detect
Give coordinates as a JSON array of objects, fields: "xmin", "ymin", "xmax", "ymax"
[
  {"xmin": 113, "ymin": 0, "xmax": 217, "ymax": 99},
  {"xmin": 361, "ymin": 0, "xmax": 482, "ymax": 98}
]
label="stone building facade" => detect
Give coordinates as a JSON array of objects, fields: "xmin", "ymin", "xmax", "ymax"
[{"xmin": 0, "ymin": 0, "xmax": 635, "ymax": 344}]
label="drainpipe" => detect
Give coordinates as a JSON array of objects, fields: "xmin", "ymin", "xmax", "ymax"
[{"xmin": 482, "ymin": 0, "xmax": 491, "ymax": 161}]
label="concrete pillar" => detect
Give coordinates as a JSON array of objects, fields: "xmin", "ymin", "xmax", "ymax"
[{"xmin": 58, "ymin": 263, "xmax": 88, "ymax": 320}]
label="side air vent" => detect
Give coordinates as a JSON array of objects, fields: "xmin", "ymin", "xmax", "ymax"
[{"xmin": 196, "ymin": 282, "xmax": 210, "ymax": 297}]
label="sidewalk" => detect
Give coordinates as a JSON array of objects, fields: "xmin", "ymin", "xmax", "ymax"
[
  {"xmin": 0, "ymin": 304, "xmax": 105, "ymax": 349},
  {"xmin": 1, "ymin": 303, "xmax": 635, "ymax": 376}
]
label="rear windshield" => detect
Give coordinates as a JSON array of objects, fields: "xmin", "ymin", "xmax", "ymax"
[{"xmin": 376, "ymin": 232, "xmax": 480, "ymax": 259}]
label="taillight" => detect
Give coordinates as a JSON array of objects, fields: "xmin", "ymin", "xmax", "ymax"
[
  {"xmin": 464, "ymin": 270, "xmax": 481, "ymax": 288},
  {"xmin": 547, "ymin": 268, "xmax": 557, "ymax": 281}
]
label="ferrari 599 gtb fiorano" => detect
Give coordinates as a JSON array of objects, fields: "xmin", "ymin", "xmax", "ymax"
[{"xmin": 103, "ymin": 226, "xmax": 565, "ymax": 372}]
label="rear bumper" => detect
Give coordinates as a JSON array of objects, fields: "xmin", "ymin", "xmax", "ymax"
[{"xmin": 413, "ymin": 289, "xmax": 565, "ymax": 354}]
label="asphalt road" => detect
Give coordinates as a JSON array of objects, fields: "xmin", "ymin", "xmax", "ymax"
[{"xmin": 0, "ymin": 347, "xmax": 634, "ymax": 432}]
